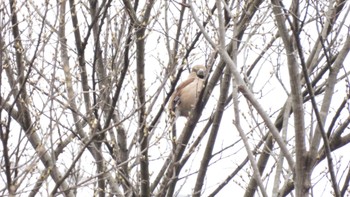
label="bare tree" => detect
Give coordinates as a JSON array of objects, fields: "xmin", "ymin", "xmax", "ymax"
[{"xmin": 1, "ymin": 0, "xmax": 350, "ymax": 196}]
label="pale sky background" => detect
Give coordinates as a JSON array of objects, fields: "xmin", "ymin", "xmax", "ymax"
[{"xmin": 1, "ymin": 0, "xmax": 350, "ymax": 196}]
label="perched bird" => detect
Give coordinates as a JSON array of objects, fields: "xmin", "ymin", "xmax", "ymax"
[{"xmin": 169, "ymin": 65, "xmax": 206, "ymax": 118}]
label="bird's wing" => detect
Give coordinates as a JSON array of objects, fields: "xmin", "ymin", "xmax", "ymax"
[{"xmin": 169, "ymin": 77, "xmax": 195, "ymax": 112}]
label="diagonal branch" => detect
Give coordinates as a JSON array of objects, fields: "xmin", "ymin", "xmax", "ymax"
[{"xmin": 188, "ymin": 0, "xmax": 294, "ymax": 169}]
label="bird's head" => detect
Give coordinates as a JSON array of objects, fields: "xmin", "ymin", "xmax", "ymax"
[{"xmin": 191, "ymin": 65, "xmax": 206, "ymax": 79}]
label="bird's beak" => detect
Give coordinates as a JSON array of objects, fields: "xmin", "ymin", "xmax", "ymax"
[{"xmin": 196, "ymin": 69, "xmax": 205, "ymax": 79}]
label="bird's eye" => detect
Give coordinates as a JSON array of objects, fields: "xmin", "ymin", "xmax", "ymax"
[{"xmin": 197, "ymin": 70, "xmax": 205, "ymax": 79}]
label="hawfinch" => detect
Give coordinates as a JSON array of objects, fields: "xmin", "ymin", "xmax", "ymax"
[{"xmin": 169, "ymin": 65, "xmax": 206, "ymax": 118}]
